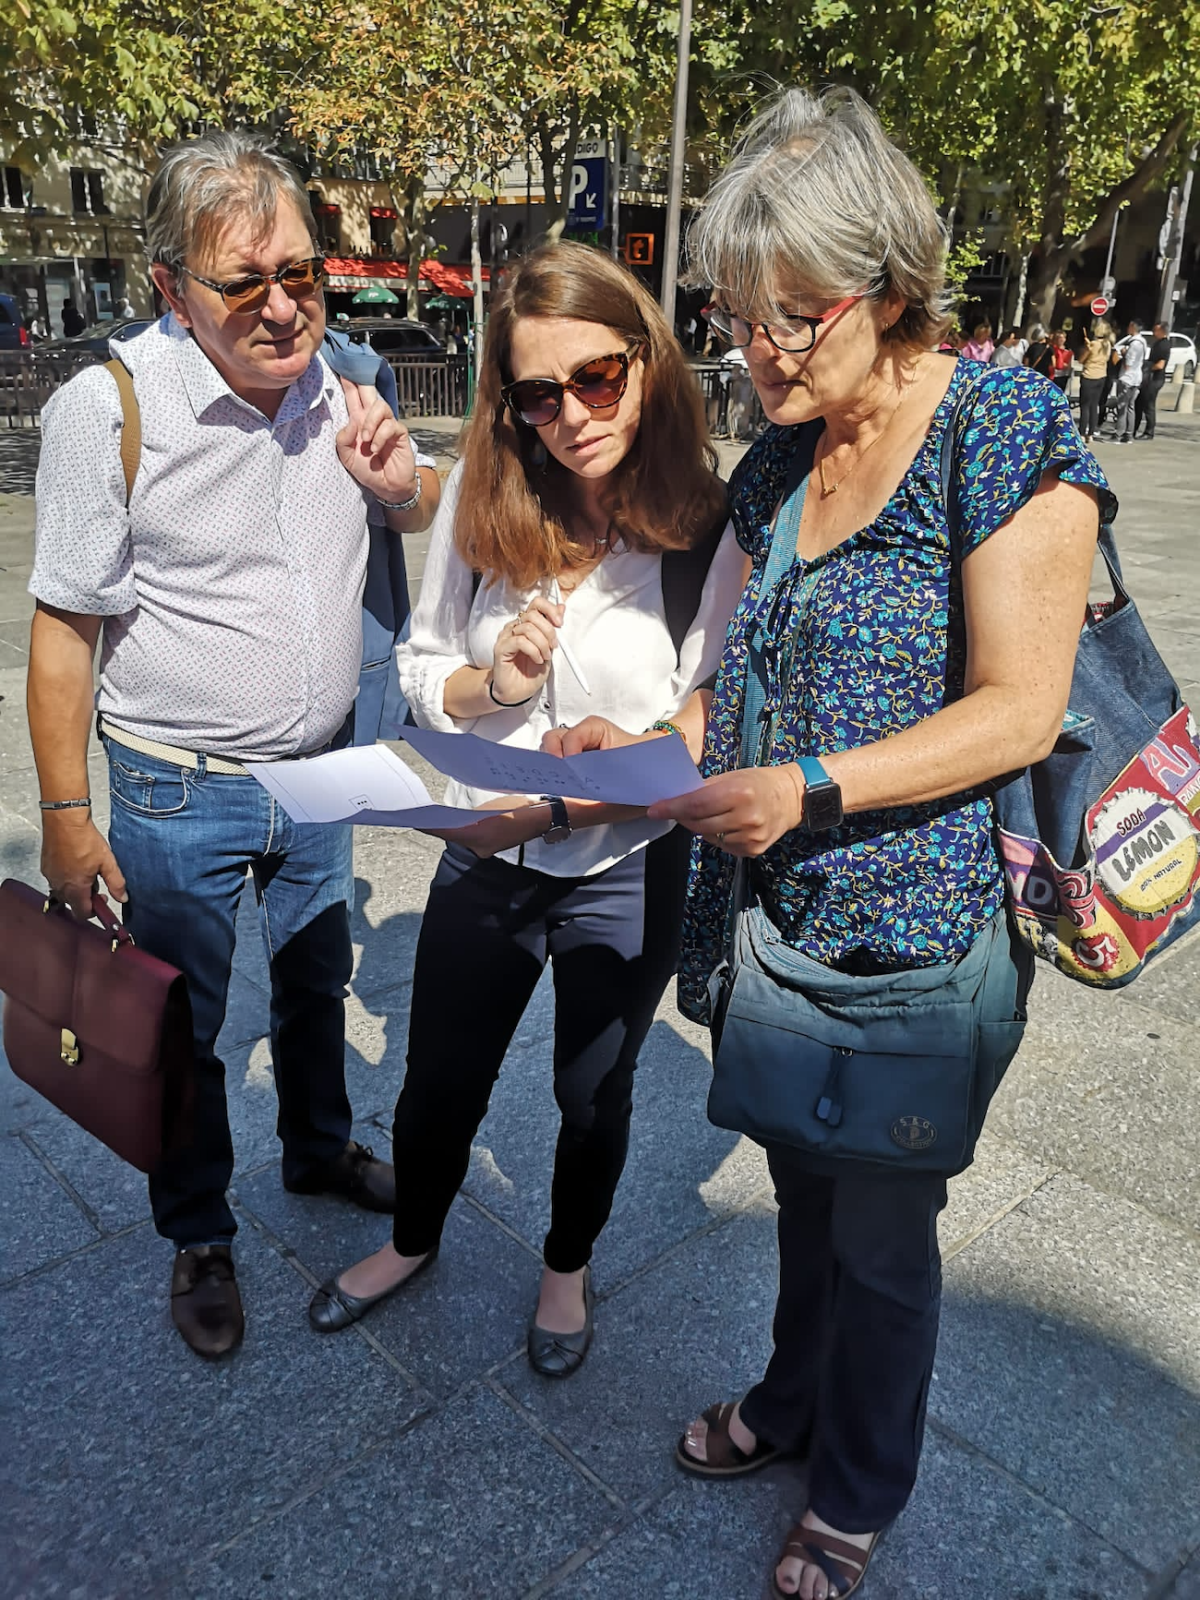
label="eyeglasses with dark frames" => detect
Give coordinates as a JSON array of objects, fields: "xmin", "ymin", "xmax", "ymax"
[
  {"xmin": 178, "ymin": 256, "xmax": 327, "ymax": 314},
  {"xmin": 501, "ymin": 345, "xmax": 642, "ymax": 428},
  {"xmin": 706, "ymin": 294, "xmax": 862, "ymax": 353}
]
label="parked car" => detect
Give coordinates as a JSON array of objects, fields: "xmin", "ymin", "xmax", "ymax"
[
  {"xmin": 0, "ymin": 292, "xmax": 30, "ymax": 351},
  {"xmin": 38, "ymin": 318, "xmax": 156, "ymax": 360},
  {"xmin": 341, "ymin": 317, "xmax": 445, "ymax": 356}
]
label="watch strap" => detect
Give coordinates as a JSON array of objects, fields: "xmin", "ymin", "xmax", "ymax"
[{"xmin": 797, "ymin": 756, "xmax": 831, "ymax": 790}]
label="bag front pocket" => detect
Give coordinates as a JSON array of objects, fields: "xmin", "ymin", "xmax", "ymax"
[{"xmin": 708, "ymin": 932, "xmax": 980, "ymax": 1174}]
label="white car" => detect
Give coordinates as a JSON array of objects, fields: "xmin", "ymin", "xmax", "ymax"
[{"xmin": 1112, "ymin": 330, "xmax": 1196, "ymax": 380}]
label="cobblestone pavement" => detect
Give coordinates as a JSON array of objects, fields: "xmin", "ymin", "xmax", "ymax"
[{"xmin": 1, "ymin": 398, "xmax": 1197, "ymax": 1600}]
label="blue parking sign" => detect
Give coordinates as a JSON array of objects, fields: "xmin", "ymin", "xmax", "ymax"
[{"xmin": 567, "ymin": 156, "xmax": 607, "ymax": 230}]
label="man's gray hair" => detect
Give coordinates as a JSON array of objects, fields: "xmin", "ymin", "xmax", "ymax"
[
  {"xmin": 146, "ymin": 129, "xmax": 318, "ymax": 273},
  {"xmin": 685, "ymin": 87, "xmax": 951, "ymax": 350}
]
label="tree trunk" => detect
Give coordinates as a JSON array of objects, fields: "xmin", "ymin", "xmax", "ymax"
[
  {"xmin": 403, "ymin": 176, "xmax": 426, "ymax": 320},
  {"xmin": 537, "ymin": 101, "xmax": 582, "ymax": 244},
  {"xmin": 1006, "ymin": 249, "xmax": 1031, "ymax": 330},
  {"xmin": 1026, "ymin": 111, "xmax": 1190, "ymax": 330}
]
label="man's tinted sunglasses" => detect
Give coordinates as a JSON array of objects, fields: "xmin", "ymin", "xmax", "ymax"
[{"xmin": 180, "ymin": 256, "xmax": 326, "ymax": 314}]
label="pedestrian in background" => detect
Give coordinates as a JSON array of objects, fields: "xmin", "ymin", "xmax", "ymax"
[
  {"xmin": 1134, "ymin": 321, "xmax": 1170, "ymax": 440},
  {"xmin": 1078, "ymin": 317, "xmax": 1114, "ymax": 444},
  {"xmin": 1050, "ymin": 329, "xmax": 1072, "ymax": 393},
  {"xmin": 961, "ymin": 320, "xmax": 994, "ymax": 362},
  {"xmin": 991, "ymin": 327, "xmax": 1022, "ymax": 368},
  {"xmin": 28, "ymin": 130, "xmax": 438, "ymax": 1359},
  {"xmin": 60, "ymin": 299, "xmax": 85, "ymax": 337},
  {"xmin": 1112, "ymin": 318, "xmax": 1149, "ymax": 442},
  {"xmin": 1023, "ymin": 325, "xmax": 1055, "ymax": 379},
  {"xmin": 309, "ymin": 244, "xmax": 744, "ymax": 1380}
]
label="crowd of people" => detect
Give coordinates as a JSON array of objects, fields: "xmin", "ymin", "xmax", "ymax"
[
  {"xmin": 29, "ymin": 90, "xmax": 1110, "ymax": 1600},
  {"xmin": 939, "ymin": 313, "xmax": 1173, "ymax": 443}
]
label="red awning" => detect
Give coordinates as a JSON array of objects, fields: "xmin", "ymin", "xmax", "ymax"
[{"xmin": 322, "ymin": 257, "xmax": 490, "ymax": 298}]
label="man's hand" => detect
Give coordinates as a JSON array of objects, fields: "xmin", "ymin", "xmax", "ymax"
[
  {"xmin": 335, "ymin": 379, "xmax": 419, "ymax": 505},
  {"xmin": 648, "ymin": 766, "xmax": 806, "ymax": 857},
  {"xmin": 41, "ymin": 811, "xmax": 128, "ymax": 923}
]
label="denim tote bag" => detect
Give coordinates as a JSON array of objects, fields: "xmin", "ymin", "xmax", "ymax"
[
  {"xmin": 706, "ymin": 422, "xmax": 1032, "ymax": 1177},
  {"xmin": 941, "ymin": 388, "xmax": 1200, "ymax": 986},
  {"xmin": 322, "ymin": 329, "xmax": 413, "ymax": 743}
]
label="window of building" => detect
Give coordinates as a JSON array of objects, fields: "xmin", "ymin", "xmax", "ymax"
[
  {"xmin": 69, "ymin": 168, "xmax": 108, "ymax": 215},
  {"xmin": 309, "ymin": 193, "xmax": 341, "ymax": 255},
  {"xmin": 2, "ymin": 168, "xmax": 26, "ymax": 209},
  {"xmin": 369, "ymin": 207, "xmax": 397, "ymax": 257}
]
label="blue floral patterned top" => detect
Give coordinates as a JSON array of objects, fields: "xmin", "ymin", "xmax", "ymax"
[{"xmin": 677, "ymin": 359, "xmax": 1113, "ymax": 1023}]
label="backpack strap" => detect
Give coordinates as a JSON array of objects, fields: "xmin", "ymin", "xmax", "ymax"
[
  {"xmin": 661, "ymin": 507, "xmax": 726, "ymax": 669},
  {"xmin": 104, "ymin": 358, "xmax": 141, "ymax": 505}
]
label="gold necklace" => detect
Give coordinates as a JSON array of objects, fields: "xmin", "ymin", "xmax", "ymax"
[{"xmin": 816, "ymin": 381, "xmax": 913, "ymax": 497}]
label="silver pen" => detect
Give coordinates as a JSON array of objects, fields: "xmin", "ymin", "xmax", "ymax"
[{"xmin": 549, "ymin": 577, "xmax": 591, "ymax": 696}]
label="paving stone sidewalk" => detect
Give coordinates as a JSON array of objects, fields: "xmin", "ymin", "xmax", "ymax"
[{"xmin": 1, "ymin": 408, "xmax": 1198, "ymax": 1600}]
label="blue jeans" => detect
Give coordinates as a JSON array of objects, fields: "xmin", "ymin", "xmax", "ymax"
[{"xmin": 104, "ymin": 739, "xmax": 354, "ymax": 1245}]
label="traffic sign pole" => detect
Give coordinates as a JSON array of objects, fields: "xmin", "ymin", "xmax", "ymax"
[{"xmin": 659, "ymin": 0, "xmax": 693, "ymax": 330}]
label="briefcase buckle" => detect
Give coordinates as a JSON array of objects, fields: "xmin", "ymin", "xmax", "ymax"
[{"xmin": 60, "ymin": 1028, "xmax": 80, "ymax": 1065}]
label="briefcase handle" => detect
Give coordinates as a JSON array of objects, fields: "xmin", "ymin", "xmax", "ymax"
[{"xmin": 42, "ymin": 892, "xmax": 135, "ymax": 953}]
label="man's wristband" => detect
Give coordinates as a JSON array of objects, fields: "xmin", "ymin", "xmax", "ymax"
[
  {"xmin": 39, "ymin": 797, "xmax": 92, "ymax": 811},
  {"xmin": 376, "ymin": 475, "xmax": 423, "ymax": 513}
]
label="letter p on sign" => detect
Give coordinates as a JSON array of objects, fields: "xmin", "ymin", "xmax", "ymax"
[{"xmin": 569, "ymin": 165, "xmax": 588, "ymax": 206}]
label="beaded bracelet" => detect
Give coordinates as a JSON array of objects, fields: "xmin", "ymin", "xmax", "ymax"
[{"xmin": 648, "ymin": 719, "xmax": 685, "ymax": 742}]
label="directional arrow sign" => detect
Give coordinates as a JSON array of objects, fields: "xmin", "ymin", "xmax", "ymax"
[{"xmin": 567, "ymin": 155, "xmax": 607, "ymax": 230}]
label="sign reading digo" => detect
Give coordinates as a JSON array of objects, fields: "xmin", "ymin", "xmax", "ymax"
[{"xmin": 1000, "ymin": 704, "xmax": 1200, "ymax": 984}]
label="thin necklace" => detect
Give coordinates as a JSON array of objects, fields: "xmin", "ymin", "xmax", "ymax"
[{"xmin": 817, "ymin": 380, "xmax": 913, "ymax": 497}]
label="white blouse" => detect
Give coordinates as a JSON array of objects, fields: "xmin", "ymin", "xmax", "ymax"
[{"xmin": 396, "ymin": 462, "xmax": 745, "ymax": 877}]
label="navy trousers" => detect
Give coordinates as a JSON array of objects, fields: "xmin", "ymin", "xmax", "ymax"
[{"xmin": 739, "ymin": 1148, "xmax": 948, "ymax": 1531}]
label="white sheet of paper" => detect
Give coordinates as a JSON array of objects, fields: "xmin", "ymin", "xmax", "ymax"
[
  {"xmin": 246, "ymin": 745, "xmax": 488, "ymax": 829},
  {"xmin": 398, "ymin": 724, "xmax": 702, "ymax": 805}
]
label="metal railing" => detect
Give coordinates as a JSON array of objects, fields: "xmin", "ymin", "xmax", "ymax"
[
  {"xmin": 693, "ymin": 361, "xmax": 765, "ymax": 442},
  {"xmin": 3, "ymin": 349, "xmax": 763, "ymax": 441},
  {"xmin": 1, "ymin": 353, "xmax": 95, "ymax": 428},
  {"xmin": 384, "ymin": 353, "xmax": 469, "ymax": 418}
]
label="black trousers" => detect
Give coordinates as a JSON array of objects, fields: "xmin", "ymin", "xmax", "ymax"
[
  {"xmin": 1136, "ymin": 373, "xmax": 1166, "ymax": 436},
  {"xmin": 391, "ymin": 828, "xmax": 690, "ymax": 1270},
  {"xmin": 1079, "ymin": 375, "xmax": 1105, "ymax": 436},
  {"xmin": 739, "ymin": 1146, "xmax": 948, "ymax": 1531}
]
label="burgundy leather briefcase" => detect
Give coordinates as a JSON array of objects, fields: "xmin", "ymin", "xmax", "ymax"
[{"xmin": 0, "ymin": 879, "xmax": 194, "ymax": 1173}]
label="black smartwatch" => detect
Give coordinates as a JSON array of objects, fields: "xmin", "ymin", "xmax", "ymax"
[
  {"xmin": 797, "ymin": 757, "xmax": 843, "ymax": 831},
  {"xmin": 540, "ymin": 795, "xmax": 572, "ymax": 844}
]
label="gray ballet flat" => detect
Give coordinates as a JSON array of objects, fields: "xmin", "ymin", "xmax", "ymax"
[
  {"xmin": 527, "ymin": 1265, "xmax": 595, "ymax": 1378},
  {"xmin": 308, "ymin": 1247, "xmax": 438, "ymax": 1333}
]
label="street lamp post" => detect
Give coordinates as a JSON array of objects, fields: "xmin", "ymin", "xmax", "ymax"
[{"xmin": 658, "ymin": 0, "xmax": 693, "ymax": 331}]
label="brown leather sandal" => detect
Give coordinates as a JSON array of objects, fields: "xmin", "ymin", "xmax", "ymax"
[
  {"xmin": 674, "ymin": 1400, "xmax": 782, "ymax": 1478},
  {"xmin": 770, "ymin": 1523, "xmax": 886, "ymax": 1598}
]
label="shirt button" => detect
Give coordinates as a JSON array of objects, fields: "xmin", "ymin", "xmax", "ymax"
[{"xmin": 542, "ymin": 701, "xmax": 551, "ymax": 712}]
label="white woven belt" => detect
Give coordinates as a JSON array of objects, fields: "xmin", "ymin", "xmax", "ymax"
[{"xmin": 99, "ymin": 720, "xmax": 249, "ymax": 777}]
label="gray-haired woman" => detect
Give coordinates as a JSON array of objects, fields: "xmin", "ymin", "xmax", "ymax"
[{"xmin": 554, "ymin": 88, "xmax": 1110, "ymax": 1597}]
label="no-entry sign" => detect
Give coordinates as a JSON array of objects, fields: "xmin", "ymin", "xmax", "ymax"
[{"xmin": 1091, "ymin": 296, "xmax": 1110, "ymax": 316}]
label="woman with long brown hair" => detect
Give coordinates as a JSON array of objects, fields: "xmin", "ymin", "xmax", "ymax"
[{"xmin": 308, "ymin": 242, "xmax": 742, "ymax": 1374}]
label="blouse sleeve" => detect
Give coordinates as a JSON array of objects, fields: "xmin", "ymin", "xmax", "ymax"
[
  {"xmin": 394, "ymin": 462, "xmax": 475, "ymax": 732},
  {"xmin": 954, "ymin": 366, "xmax": 1115, "ymax": 558}
]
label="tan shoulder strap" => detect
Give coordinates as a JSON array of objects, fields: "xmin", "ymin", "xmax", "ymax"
[{"xmin": 104, "ymin": 358, "xmax": 141, "ymax": 506}]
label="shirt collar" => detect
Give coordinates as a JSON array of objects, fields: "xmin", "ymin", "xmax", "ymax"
[{"xmin": 167, "ymin": 311, "xmax": 328, "ymax": 425}]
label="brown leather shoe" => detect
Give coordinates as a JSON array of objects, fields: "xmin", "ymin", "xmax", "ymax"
[
  {"xmin": 170, "ymin": 1245, "xmax": 244, "ymax": 1359},
  {"xmin": 284, "ymin": 1140, "xmax": 396, "ymax": 1214}
]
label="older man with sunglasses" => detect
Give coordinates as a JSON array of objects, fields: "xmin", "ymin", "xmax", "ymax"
[{"xmin": 27, "ymin": 130, "xmax": 439, "ymax": 1358}]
